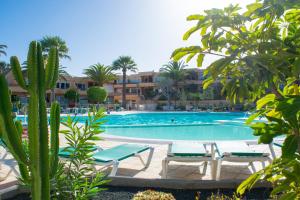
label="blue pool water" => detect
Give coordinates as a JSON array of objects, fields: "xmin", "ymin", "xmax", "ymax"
[{"xmin": 18, "ymin": 112, "xmax": 255, "ymax": 140}]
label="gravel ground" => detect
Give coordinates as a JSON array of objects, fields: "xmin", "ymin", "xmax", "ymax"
[{"xmin": 6, "ymin": 186, "xmax": 272, "ymax": 200}]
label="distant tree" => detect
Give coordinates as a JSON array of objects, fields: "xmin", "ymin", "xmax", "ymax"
[
  {"xmin": 159, "ymin": 61, "xmax": 187, "ymax": 107},
  {"xmin": 0, "ymin": 45, "xmax": 9, "ymax": 75},
  {"xmin": 0, "ymin": 61, "xmax": 10, "ymax": 75},
  {"xmin": 111, "ymin": 56, "xmax": 138, "ymax": 108},
  {"xmin": 40, "ymin": 36, "xmax": 71, "ymax": 102},
  {"xmin": 64, "ymin": 88, "xmax": 79, "ymax": 107},
  {"xmin": 87, "ymin": 86, "xmax": 107, "ymax": 106},
  {"xmin": 157, "ymin": 77, "xmax": 174, "ymax": 110},
  {"xmin": 40, "ymin": 36, "xmax": 70, "ymax": 60},
  {"xmin": 84, "ymin": 64, "xmax": 116, "ymax": 86},
  {"xmin": 0, "ymin": 44, "xmax": 7, "ymax": 57}
]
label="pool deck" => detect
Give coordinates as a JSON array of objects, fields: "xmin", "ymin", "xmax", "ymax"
[{"xmin": 0, "ymin": 134, "xmax": 281, "ymax": 197}]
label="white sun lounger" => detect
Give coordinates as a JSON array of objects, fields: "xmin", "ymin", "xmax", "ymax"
[
  {"xmin": 59, "ymin": 143, "xmax": 154, "ymax": 176},
  {"xmin": 215, "ymin": 141, "xmax": 272, "ymax": 181},
  {"xmin": 162, "ymin": 142, "xmax": 216, "ymax": 179}
]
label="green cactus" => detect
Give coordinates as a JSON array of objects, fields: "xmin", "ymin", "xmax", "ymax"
[{"xmin": 0, "ymin": 41, "xmax": 60, "ymax": 200}]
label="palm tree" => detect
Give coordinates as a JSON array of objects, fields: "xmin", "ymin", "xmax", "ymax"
[
  {"xmin": 0, "ymin": 61, "xmax": 10, "ymax": 75},
  {"xmin": 40, "ymin": 36, "xmax": 71, "ymax": 60},
  {"xmin": 111, "ymin": 56, "xmax": 137, "ymax": 108},
  {"xmin": 84, "ymin": 63, "xmax": 116, "ymax": 86},
  {"xmin": 0, "ymin": 44, "xmax": 7, "ymax": 57},
  {"xmin": 159, "ymin": 61, "xmax": 187, "ymax": 107},
  {"xmin": 39, "ymin": 36, "xmax": 71, "ymax": 102}
]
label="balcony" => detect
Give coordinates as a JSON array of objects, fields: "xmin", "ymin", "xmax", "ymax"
[
  {"xmin": 113, "ymin": 83, "xmax": 138, "ymax": 88},
  {"xmin": 139, "ymin": 82, "xmax": 156, "ymax": 87}
]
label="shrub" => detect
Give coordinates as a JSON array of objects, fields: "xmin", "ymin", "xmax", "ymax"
[
  {"xmin": 87, "ymin": 86, "xmax": 107, "ymax": 104},
  {"xmin": 64, "ymin": 88, "xmax": 79, "ymax": 103},
  {"xmin": 133, "ymin": 190, "xmax": 175, "ymax": 200}
]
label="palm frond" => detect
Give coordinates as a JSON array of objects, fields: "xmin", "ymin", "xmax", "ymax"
[
  {"xmin": 111, "ymin": 56, "xmax": 138, "ymax": 72},
  {"xmin": 84, "ymin": 63, "xmax": 116, "ymax": 86},
  {"xmin": 40, "ymin": 36, "xmax": 71, "ymax": 60}
]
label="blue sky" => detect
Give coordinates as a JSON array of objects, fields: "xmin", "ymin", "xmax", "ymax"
[{"xmin": 1, "ymin": 0, "xmax": 251, "ymax": 76}]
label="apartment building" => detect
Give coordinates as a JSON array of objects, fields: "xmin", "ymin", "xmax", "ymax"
[
  {"xmin": 6, "ymin": 68, "xmax": 226, "ymax": 110},
  {"xmin": 5, "ymin": 71, "xmax": 114, "ymax": 107},
  {"xmin": 112, "ymin": 68, "xmax": 225, "ymax": 110}
]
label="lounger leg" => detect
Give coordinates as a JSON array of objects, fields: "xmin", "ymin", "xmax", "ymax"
[
  {"xmin": 137, "ymin": 155, "xmax": 146, "ymax": 167},
  {"xmin": 109, "ymin": 161, "xmax": 119, "ymax": 176},
  {"xmin": 216, "ymin": 159, "xmax": 222, "ymax": 181},
  {"xmin": 249, "ymin": 162, "xmax": 256, "ymax": 173},
  {"xmin": 162, "ymin": 159, "xmax": 168, "ymax": 179},
  {"xmin": 268, "ymin": 143, "xmax": 276, "ymax": 159},
  {"xmin": 145, "ymin": 147, "xmax": 154, "ymax": 168},
  {"xmin": 261, "ymin": 161, "xmax": 265, "ymax": 169},
  {"xmin": 202, "ymin": 161, "xmax": 208, "ymax": 175}
]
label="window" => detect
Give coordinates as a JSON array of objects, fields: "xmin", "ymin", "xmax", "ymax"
[
  {"xmin": 76, "ymin": 83, "xmax": 86, "ymax": 91},
  {"xmin": 61, "ymin": 83, "xmax": 66, "ymax": 89},
  {"xmin": 56, "ymin": 83, "xmax": 60, "ymax": 88}
]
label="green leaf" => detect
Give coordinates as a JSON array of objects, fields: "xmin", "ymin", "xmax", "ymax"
[
  {"xmin": 259, "ymin": 133, "xmax": 274, "ymax": 144},
  {"xmin": 278, "ymin": 192, "xmax": 297, "ymax": 200},
  {"xmin": 171, "ymin": 46, "xmax": 201, "ymax": 61},
  {"xmin": 185, "ymin": 53, "xmax": 196, "ymax": 63},
  {"xmin": 282, "ymin": 135, "xmax": 298, "ymax": 159},
  {"xmin": 186, "ymin": 14, "xmax": 205, "ymax": 21},
  {"xmin": 196, "ymin": 54, "xmax": 205, "ymax": 67},
  {"xmin": 183, "ymin": 26, "xmax": 201, "ymax": 40},
  {"xmin": 200, "ymin": 27, "xmax": 207, "ymax": 36},
  {"xmin": 203, "ymin": 77, "xmax": 214, "ymax": 89},
  {"xmin": 256, "ymin": 94, "xmax": 276, "ymax": 110},
  {"xmin": 245, "ymin": 112, "xmax": 261, "ymax": 124},
  {"xmin": 271, "ymin": 184, "xmax": 290, "ymax": 196},
  {"xmin": 237, "ymin": 171, "xmax": 263, "ymax": 195},
  {"xmin": 244, "ymin": 3, "xmax": 263, "ymax": 17}
]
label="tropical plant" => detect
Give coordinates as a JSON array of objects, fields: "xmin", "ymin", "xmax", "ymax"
[
  {"xmin": 111, "ymin": 56, "xmax": 138, "ymax": 108},
  {"xmin": 64, "ymin": 88, "xmax": 79, "ymax": 107},
  {"xmin": 40, "ymin": 36, "xmax": 70, "ymax": 60},
  {"xmin": 0, "ymin": 41, "xmax": 60, "ymax": 200},
  {"xmin": 159, "ymin": 61, "xmax": 187, "ymax": 107},
  {"xmin": 172, "ymin": 0, "xmax": 300, "ymax": 198},
  {"xmin": 0, "ymin": 61, "xmax": 10, "ymax": 75},
  {"xmin": 160, "ymin": 61, "xmax": 187, "ymax": 88},
  {"xmin": 0, "ymin": 44, "xmax": 7, "ymax": 57},
  {"xmin": 52, "ymin": 108, "xmax": 109, "ymax": 200},
  {"xmin": 84, "ymin": 63, "xmax": 116, "ymax": 86},
  {"xmin": 87, "ymin": 86, "xmax": 107, "ymax": 105},
  {"xmin": 40, "ymin": 36, "xmax": 70, "ymax": 102}
]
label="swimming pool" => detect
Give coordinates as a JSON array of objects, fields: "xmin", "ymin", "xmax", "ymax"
[{"xmin": 17, "ymin": 112, "xmax": 255, "ymax": 140}]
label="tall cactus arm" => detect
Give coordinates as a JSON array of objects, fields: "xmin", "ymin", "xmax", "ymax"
[
  {"xmin": 10, "ymin": 56, "xmax": 27, "ymax": 90},
  {"xmin": 49, "ymin": 102, "xmax": 60, "ymax": 178},
  {"xmin": 45, "ymin": 48, "xmax": 58, "ymax": 90},
  {"xmin": 50, "ymin": 50, "xmax": 59, "ymax": 89},
  {"xmin": 0, "ymin": 75, "xmax": 27, "ymax": 164},
  {"xmin": 14, "ymin": 121, "xmax": 31, "ymax": 183},
  {"xmin": 26, "ymin": 41, "xmax": 42, "ymax": 200},
  {"xmin": 18, "ymin": 163, "xmax": 30, "ymax": 184},
  {"xmin": 27, "ymin": 41, "xmax": 38, "ymax": 91},
  {"xmin": 36, "ymin": 42, "xmax": 51, "ymax": 200}
]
